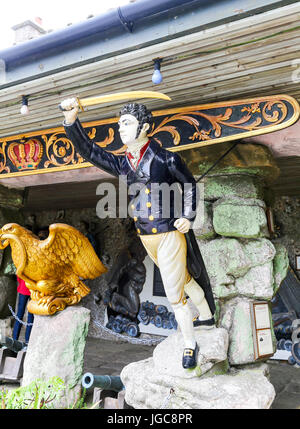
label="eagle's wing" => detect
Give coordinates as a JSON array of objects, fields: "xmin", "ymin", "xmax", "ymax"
[{"xmin": 40, "ymin": 223, "xmax": 107, "ymax": 279}]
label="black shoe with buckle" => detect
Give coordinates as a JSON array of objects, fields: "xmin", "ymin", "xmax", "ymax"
[
  {"xmin": 193, "ymin": 316, "xmax": 215, "ymax": 328},
  {"xmin": 182, "ymin": 343, "xmax": 199, "ymax": 369}
]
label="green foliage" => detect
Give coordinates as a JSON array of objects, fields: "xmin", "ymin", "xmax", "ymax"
[
  {"xmin": 0, "ymin": 376, "xmax": 65, "ymax": 409},
  {"xmin": 69, "ymin": 388, "xmax": 88, "ymax": 409},
  {"xmin": 0, "ymin": 378, "xmax": 92, "ymax": 409}
]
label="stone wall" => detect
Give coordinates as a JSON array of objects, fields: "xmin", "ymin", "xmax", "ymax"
[
  {"xmin": 271, "ymin": 196, "xmax": 300, "ymax": 282},
  {"xmin": 194, "ymin": 175, "xmax": 287, "ymax": 365},
  {"xmin": 180, "ymin": 142, "xmax": 289, "ymax": 366}
]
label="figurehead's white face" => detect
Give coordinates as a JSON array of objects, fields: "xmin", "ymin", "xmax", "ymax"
[{"xmin": 118, "ymin": 114, "xmax": 149, "ymax": 149}]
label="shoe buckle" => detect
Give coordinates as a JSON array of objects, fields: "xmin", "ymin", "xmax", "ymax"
[{"xmin": 183, "ymin": 349, "xmax": 193, "ymax": 356}]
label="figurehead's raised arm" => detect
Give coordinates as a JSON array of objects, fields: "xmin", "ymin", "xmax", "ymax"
[{"xmin": 61, "ymin": 97, "xmax": 122, "ymax": 177}]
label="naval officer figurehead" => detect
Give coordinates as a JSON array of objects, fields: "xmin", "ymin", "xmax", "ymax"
[{"xmin": 61, "ymin": 97, "xmax": 215, "ymax": 369}]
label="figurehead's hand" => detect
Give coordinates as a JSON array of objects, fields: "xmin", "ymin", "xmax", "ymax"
[
  {"xmin": 174, "ymin": 218, "xmax": 191, "ymax": 234},
  {"xmin": 60, "ymin": 97, "xmax": 79, "ymax": 125}
]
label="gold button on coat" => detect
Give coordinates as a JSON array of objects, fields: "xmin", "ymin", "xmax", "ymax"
[
  {"xmin": 134, "ymin": 217, "xmax": 138, "ymax": 222},
  {"xmin": 145, "ymin": 188, "xmax": 150, "ymax": 194},
  {"xmin": 146, "ymin": 202, "xmax": 152, "ymax": 208},
  {"xmin": 149, "ymin": 215, "xmax": 154, "ymax": 221},
  {"xmin": 137, "ymin": 229, "xmax": 141, "ymax": 234},
  {"xmin": 152, "ymin": 228, "xmax": 157, "ymax": 233}
]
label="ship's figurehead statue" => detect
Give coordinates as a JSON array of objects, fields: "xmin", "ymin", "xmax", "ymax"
[{"xmin": 60, "ymin": 96, "xmax": 216, "ymax": 369}]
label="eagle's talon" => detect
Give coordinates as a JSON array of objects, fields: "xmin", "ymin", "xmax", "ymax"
[{"xmin": 38, "ymin": 295, "xmax": 55, "ymax": 306}]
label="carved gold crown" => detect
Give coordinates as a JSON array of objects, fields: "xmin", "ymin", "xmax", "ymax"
[{"xmin": 8, "ymin": 139, "xmax": 43, "ymax": 170}]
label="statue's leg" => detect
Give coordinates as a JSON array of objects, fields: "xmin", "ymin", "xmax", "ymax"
[
  {"xmin": 155, "ymin": 231, "xmax": 196, "ymax": 350},
  {"xmin": 140, "ymin": 231, "xmax": 198, "ymax": 356},
  {"xmin": 170, "ymin": 301, "xmax": 195, "ymax": 348},
  {"xmin": 184, "ymin": 278, "xmax": 212, "ymax": 321}
]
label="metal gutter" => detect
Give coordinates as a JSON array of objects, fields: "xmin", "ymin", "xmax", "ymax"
[
  {"xmin": 0, "ymin": 0, "xmax": 298, "ymax": 87},
  {"xmin": 1, "ymin": 0, "xmax": 298, "ymax": 69},
  {"xmin": 0, "ymin": 0, "xmax": 205, "ymax": 69}
]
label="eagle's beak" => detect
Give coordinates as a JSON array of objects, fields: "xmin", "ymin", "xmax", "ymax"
[{"xmin": 0, "ymin": 229, "xmax": 9, "ymax": 249}]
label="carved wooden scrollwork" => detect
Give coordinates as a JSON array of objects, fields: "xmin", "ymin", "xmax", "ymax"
[{"xmin": 0, "ymin": 95, "xmax": 298, "ymax": 177}]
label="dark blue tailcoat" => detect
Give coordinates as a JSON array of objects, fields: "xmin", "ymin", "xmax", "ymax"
[{"xmin": 64, "ymin": 118, "xmax": 197, "ymax": 236}]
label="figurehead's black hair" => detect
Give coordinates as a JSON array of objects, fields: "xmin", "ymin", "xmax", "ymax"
[{"xmin": 120, "ymin": 103, "xmax": 153, "ymax": 139}]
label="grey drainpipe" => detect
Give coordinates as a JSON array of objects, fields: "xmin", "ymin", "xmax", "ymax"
[{"xmin": 0, "ymin": 0, "xmax": 208, "ymax": 69}]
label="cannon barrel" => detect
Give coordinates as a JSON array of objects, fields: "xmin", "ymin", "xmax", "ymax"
[{"xmin": 81, "ymin": 372, "xmax": 124, "ymax": 392}]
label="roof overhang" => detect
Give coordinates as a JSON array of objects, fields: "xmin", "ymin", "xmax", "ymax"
[
  {"xmin": 0, "ymin": 2, "xmax": 300, "ymax": 135},
  {"xmin": 0, "ymin": 0, "xmax": 299, "ymax": 195}
]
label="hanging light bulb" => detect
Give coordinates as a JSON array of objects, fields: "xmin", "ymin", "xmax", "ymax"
[
  {"xmin": 20, "ymin": 95, "xmax": 29, "ymax": 115},
  {"xmin": 152, "ymin": 58, "xmax": 163, "ymax": 85}
]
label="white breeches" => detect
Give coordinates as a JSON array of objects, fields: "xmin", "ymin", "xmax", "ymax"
[{"xmin": 140, "ymin": 230, "xmax": 212, "ymax": 349}]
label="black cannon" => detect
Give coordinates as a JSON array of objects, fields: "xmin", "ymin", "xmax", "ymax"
[
  {"xmin": 81, "ymin": 372, "xmax": 124, "ymax": 392},
  {"xmin": 0, "ymin": 335, "xmax": 27, "ymax": 353}
]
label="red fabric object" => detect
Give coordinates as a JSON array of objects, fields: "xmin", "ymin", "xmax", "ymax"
[
  {"xmin": 126, "ymin": 140, "xmax": 150, "ymax": 169},
  {"xmin": 17, "ymin": 276, "xmax": 31, "ymax": 296}
]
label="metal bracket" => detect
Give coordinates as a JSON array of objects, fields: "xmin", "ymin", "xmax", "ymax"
[{"xmin": 117, "ymin": 7, "xmax": 134, "ymax": 33}]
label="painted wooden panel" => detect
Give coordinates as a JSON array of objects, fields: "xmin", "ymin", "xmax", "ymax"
[{"xmin": 0, "ymin": 94, "xmax": 298, "ymax": 179}]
